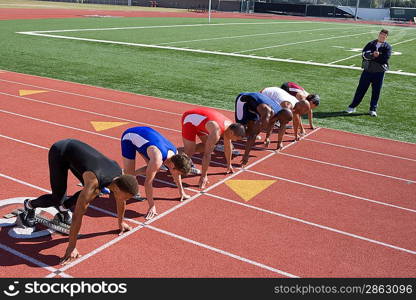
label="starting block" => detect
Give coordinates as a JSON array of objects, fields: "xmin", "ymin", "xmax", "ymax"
[
  {"xmin": 8, "ymin": 208, "xmax": 70, "ymax": 236},
  {"xmin": 214, "ymin": 144, "xmax": 240, "ymax": 156}
]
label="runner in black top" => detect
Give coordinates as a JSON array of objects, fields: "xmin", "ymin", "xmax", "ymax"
[{"xmin": 19, "ymin": 139, "xmax": 138, "ymax": 265}]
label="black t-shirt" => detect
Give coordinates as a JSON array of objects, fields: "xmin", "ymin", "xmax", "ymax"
[{"xmin": 54, "ymin": 139, "xmax": 121, "ymax": 189}]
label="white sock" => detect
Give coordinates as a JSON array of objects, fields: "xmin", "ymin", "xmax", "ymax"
[
  {"xmin": 25, "ymin": 200, "xmax": 33, "ymax": 209},
  {"xmin": 58, "ymin": 205, "xmax": 69, "ymax": 212}
]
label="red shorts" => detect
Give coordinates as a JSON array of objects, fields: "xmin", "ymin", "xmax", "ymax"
[
  {"xmin": 181, "ymin": 108, "xmax": 230, "ymax": 142},
  {"xmin": 182, "ymin": 122, "xmax": 207, "ymax": 142}
]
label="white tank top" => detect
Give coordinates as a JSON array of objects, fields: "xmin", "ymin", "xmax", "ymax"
[{"xmin": 260, "ymin": 87, "xmax": 298, "ymax": 107}]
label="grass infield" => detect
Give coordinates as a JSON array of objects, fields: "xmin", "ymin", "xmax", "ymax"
[{"xmin": 0, "ymin": 14, "xmax": 415, "ymax": 142}]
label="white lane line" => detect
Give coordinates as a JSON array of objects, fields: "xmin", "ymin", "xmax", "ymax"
[
  {"xmin": 304, "ymin": 138, "xmax": 416, "ymax": 162},
  {"xmin": 0, "ymin": 91, "xmax": 181, "ymax": 133},
  {"xmin": 146, "ymin": 225, "xmax": 298, "ymax": 278},
  {"xmin": 2, "ymin": 75, "xmax": 413, "ymax": 159},
  {"xmin": 322, "ymin": 126, "xmax": 416, "ymax": 146},
  {"xmin": 2, "ymin": 120, "xmax": 413, "ymax": 213},
  {"xmin": 0, "ymin": 78, "xmax": 182, "ymax": 117},
  {"xmin": 0, "ymin": 109, "xmax": 120, "ymax": 141},
  {"xmin": 280, "ymin": 152, "xmax": 416, "ymax": 183},
  {"xmin": 0, "ymin": 70, "xmax": 234, "ymax": 114},
  {"xmin": 87, "ymin": 202, "xmax": 297, "ymax": 278},
  {"xmin": 245, "ymin": 169, "xmax": 416, "ymax": 214},
  {"xmin": 3, "ymin": 133, "xmax": 415, "ymax": 275},
  {"xmin": 15, "ymin": 32, "xmax": 416, "ymax": 77},
  {"xmin": 0, "ymin": 149, "xmax": 293, "ymax": 277},
  {"xmin": 0, "ymin": 173, "xmax": 50, "ymax": 193},
  {"xmin": 0, "ymin": 243, "xmax": 72, "ymax": 278},
  {"xmin": 203, "ymin": 193, "xmax": 416, "ymax": 256},
  {"xmin": 0, "ymin": 134, "xmax": 49, "ymax": 150}
]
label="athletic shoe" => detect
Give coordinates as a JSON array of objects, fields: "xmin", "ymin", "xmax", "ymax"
[
  {"xmin": 18, "ymin": 199, "xmax": 36, "ymax": 227},
  {"xmin": 369, "ymin": 110, "xmax": 377, "ymax": 117},
  {"xmin": 100, "ymin": 187, "xmax": 111, "ymax": 194},
  {"xmin": 190, "ymin": 166, "xmax": 201, "ymax": 175},
  {"xmin": 55, "ymin": 210, "xmax": 72, "ymax": 225},
  {"xmin": 345, "ymin": 107, "xmax": 356, "ymax": 114},
  {"xmin": 159, "ymin": 165, "xmax": 169, "ymax": 171},
  {"xmin": 214, "ymin": 144, "xmax": 240, "ymax": 155},
  {"xmin": 132, "ymin": 194, "xmax": 145, "ymax": 202},
  {"xmin": 242, "ymin": 135, "xmax": 262, "ymax": 141}
]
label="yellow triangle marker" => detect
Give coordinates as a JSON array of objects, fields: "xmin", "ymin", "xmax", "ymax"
[
  {"xmin": 90, "ymin": 121, "xmax": 129, "ymax": 132},
  {"xmin": 19, "ymin": 90, "xmax": 48, "ymax": 96},
  {"xmin": 225, "ymin": 180, "xmax": 276, "ymax": 202}
]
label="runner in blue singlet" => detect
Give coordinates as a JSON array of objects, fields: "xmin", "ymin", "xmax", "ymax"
[{"xmin": 121, "ymin": 127, "xmax": 192, "ymax": 220}]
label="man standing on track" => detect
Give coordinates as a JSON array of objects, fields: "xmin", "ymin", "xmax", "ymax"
[
  {"xmin": 280, "ymin": 81, "xmax": 320, "ymax": 129},
  {"xmin": 121, "ymin": 126, "xmax": 192, "ymax": 220},
  {"xmin": 260, "ymin": 87, "xmax": 310, "ymax": 141},
  {"xmin": 235, "ymin": 92, "xmax": 293, "ymax": 166},
  {"xmin": 181, "ymin": 107, "xmax": 246, "ymax": 188},
  {"xmin": 19, "ymin": 138, "xmax": 139, "ymax": 265}
]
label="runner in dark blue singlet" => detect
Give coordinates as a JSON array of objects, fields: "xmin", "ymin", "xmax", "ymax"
[{"xmin": 234, "ymin": 92, "xmax": 293, "ymax": 166}]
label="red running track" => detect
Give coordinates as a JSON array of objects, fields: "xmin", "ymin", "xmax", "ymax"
[{"xmin": 0, "ymin": 70, "xmax": 415, "ymax": 278}]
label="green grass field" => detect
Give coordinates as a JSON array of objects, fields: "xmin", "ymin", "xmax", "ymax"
[{"xmin": 1, "ymin": 15, "xmax": 415, "ymax": 142}]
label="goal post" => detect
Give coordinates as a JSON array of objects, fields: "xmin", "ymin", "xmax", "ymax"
[{"xmin": 208, "ymin": 0, "xmax": 212, "ymax": 23}]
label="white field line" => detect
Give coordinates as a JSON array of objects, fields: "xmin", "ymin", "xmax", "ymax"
[
  {"xmin": 15, "ymin": 32, "xmax": 416, "ymax": 77},
  {"xmin": 158, "ymin": 26, "xmax": 361, "ymax": 45},
  {"xmin": 280, "ymin": 152, "xmax": 416, "ymax": 183},
  {"xmin": 235, "ymin": 31, "xmax": 377, "ymax": 53},
  {"xmin": 328, "ymin": 35, "xmax": 416, "ymax": 65},
  {"xmin": 203, "ymin": 193, "xmax": 416, "ymax": 255},
  {"xmin": 304, "ymin": 137, "xmax": 416, "ymax": 162},
  {"xmin": 390, "ymin": 36, "xmax": 416, "ymax": 46},
  {"xmin": 16, "ymin": 21, "xmax": 317, "ymax": 34},
  {"xmin": 0, "ymin": 91, "xmax": 181, "ymax": 133},
  {"xmin": 328, "ymin": 53, "xmax": 361, "ymax": 65},
  {"xmin": 0, "ymin": 78, "xmax": 182, "ymax": 117}
]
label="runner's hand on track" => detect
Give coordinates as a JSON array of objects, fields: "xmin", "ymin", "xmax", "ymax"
[
  {"xmin": 61, "ymin": 247, "xmax": 81, "ymax": 265},
  {"xmin": 145, "ymin": 205, "xmax": 158, "ymax": 220},
  {"xmin": 240, "ymin": 156, "xmax": 249, "ymax": 168},
  {"xmin": 226, "ymin": 165, "xmax": 234, "ymax": 174},
  {"xmin": 119, "ymin": 222, "xmax": 132, "ymax": 236},
  {"xmin": 180, "ymin": 193, "xmax": 191, "ymax": 202}
]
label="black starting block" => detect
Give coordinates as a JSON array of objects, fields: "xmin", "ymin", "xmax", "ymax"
[{"xmin": 10, "ymin": 208, "xmax": 70, "ymax": 235}]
